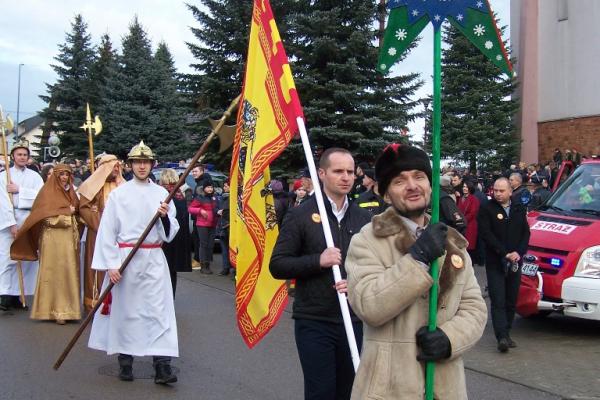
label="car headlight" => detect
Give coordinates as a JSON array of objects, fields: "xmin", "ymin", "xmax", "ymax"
[{"xmin": 574, "ymin": 245, "xmax": 600, "ymax": 279}]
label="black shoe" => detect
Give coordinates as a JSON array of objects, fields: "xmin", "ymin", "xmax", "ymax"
[
  {"xmin": 497, "ymin": 338, "xmax": 509, "ymax": 353},
  {"xmin": 118, "ymin": 366, "xmax": 134, "ymax": 381},
  {"xmin": 154, "ymin": 364, "xmax": 177, "ymax": 384},
  {"xmin": 218, "ymin": 270, "xmax": 229, "ymax": 276},
  {"xmin": 507, "ymin": 337, "xmax": 517, "ymax": 348}
]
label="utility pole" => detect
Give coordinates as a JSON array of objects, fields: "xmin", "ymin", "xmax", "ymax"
[{"xmin": 16, "ymin": 63, "xmax": 24, "ymax": 136}]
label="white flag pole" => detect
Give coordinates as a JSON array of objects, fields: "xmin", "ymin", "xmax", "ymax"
[{"xmin": 296, "ymin": 116, "xmax": 360, "ymax": 371}]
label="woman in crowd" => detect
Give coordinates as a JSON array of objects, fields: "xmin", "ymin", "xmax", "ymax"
[
  {"xmin": 457, "ymin": 179, "xmax": 480, "ymax": 262},
  {"xmin": 40, "ymin": 164, "xmax": 54, "ymax": 183},
  {"xmin": 188, "ymin": 183, "xmax": 218, "ymax": 274},
  {"xmin": 11, "ymin": 164, "xmax": 81, "ymax": 324},
  {"xmin": 160, "ymin": 168, "xmax": 191, "ymax": 295}
]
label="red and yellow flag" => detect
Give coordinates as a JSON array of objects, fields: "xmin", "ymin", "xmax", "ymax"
[{"xmin": 230, "ymin": 0, "xmax": 304, "ymax": 348}]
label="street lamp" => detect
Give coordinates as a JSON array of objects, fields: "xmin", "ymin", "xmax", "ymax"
[{"xmin": 16, "ymin": 63, "xmax": 24, "ymax": 136}]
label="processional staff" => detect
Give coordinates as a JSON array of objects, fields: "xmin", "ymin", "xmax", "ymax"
[
  {"xmin": 81, "ymin": 103, "xmax": 102, "ymax": 173},
  {"xmin": 0, "ymin": 105, "xmax": 27, "ymax": 309}
]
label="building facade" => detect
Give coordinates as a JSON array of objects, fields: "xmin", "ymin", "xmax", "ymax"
[{"xmin": 511, "ymin": 0, "xmax": 600, "ymax": 164}]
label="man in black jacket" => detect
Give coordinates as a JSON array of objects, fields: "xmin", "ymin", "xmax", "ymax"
[
  {"xmin": 270, "ymin": 148, "xmax": 371, "ymax": 400},
  {"xmin": 478, "ymin": 177, "xmax": 530, "ymax": 353}
]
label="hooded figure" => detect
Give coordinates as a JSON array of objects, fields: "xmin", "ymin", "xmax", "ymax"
[
  {"xmin": 77, "ymin": 154, "xmax": 124, "ymax": 312},
  {"xmin": 11, "ymin": 164, "xmax": 81, "ymax": 324}
]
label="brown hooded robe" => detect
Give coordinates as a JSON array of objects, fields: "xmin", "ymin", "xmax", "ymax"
[{"xmin": 11, "ymin": 164, "xmax": 81, "ymax": 321}]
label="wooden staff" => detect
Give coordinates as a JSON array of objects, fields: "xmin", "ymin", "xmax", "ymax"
[
  {"xmin": 0, "ymin": 107, "xmax": 27, "ymax": 309},
  {"xmin": 53, "ymin": 95, "xmax": 240, "ymax": 370}
]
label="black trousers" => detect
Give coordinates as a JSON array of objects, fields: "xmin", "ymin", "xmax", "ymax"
[
  {"xmin": 118, "ymin": 354, "xmax": 171, "ymax": 367},
  {"xmin": 294, "ymin": 319, "xmax": 363, "ymax": 400},
  {"xmin": 485, "ymin": 262, "xmax": 521, "ymax": 340}
]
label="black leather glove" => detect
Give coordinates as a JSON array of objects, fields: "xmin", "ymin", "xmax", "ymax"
[
  {"xmin": 409, "ymin": 223, "xmax": 448, "ymax": 265},
  {"xmin": 416, "ymin": 326, "xmax": 452, "ymax": 362}
]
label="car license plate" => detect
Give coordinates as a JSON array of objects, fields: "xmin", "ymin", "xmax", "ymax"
[{"xmin": 521, "ymin": 263, "xmax": 539, "ymax": 276}]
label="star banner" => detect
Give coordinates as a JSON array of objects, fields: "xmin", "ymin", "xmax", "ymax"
[{"xmin": 379, "ymin": 0, "xmax": 512, "ymax": 76}]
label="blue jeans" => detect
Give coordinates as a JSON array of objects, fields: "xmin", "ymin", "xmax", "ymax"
[
  {"xmin": 219, "ymin": 230, "xmax": 230, "ymax": 271},
  {"xmin": 294, "ymin": 319, "xmax": 363, "ymax": 400}
]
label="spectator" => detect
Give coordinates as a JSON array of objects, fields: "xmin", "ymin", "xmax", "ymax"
[
  {"xmin": 355, "ymin": 168, "xmax": 387, "ymax": 216},
  {"xmin": 271, "ymin": 179, "xmax": 290, "ymax": 228},
  {"xmin": 292, "ymin": 179, "xmax": 308, "ymax": 207},
  {"xmin": 478, "ymin": 177, "xmax": 530, "ymax": 353},
  {"xmin": 216, "ymin": 180, "xmax": 231, "ymax": 276},
  {"xmin": 160, "ymin": 168, "xmax": 192, "ymax": 294},
  {"xmin": 458, "ymin": 180, "xmax": 480, "ymax": 263},
  {"xmin": 439, "ymin": 175, "xmax": 467, "ymax": 234},
  {"xmin": 188, "ymin": 183, "xmax": 218, "ymax": 274},
  {"xmin": 553, "ymin": 148, "xmax": 562, "ymax": 165},
  {"xmin": 509, "ymin": 172, "xmax": 531, "ymax": 206},
  {"xmin": 40, "ymin": 164, "xmax": 54, "ymax": 183},
  {"xmin": 300, "ymin": 168, "xmax": 314, "ymax": 197}
]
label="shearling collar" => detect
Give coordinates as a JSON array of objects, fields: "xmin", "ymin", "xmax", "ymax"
[{"xmin": 372, "ymin": 207, "xmax": 469, "ymax": 303}]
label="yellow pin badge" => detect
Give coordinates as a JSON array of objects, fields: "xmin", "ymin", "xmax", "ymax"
[
  {"xmin": 451, "ymin": 254, "xmax": 464, "ymax": 269},
  {"xmin": 497, "ymin": 213, "xmax": 504, "ymax": 220},
  {"xmin": 311, "ymin": 213, "xmax": 321, "ymax": 223}
]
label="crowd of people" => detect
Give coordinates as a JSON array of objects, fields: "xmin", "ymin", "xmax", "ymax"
[{"xmin": 0, "ymin": 137, "xmax": 579, "ymax": 397}]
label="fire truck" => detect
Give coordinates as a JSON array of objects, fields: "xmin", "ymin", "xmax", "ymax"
[{"xmin": 517, "ymin": 158, "xmax": 600, "ymax": 320}]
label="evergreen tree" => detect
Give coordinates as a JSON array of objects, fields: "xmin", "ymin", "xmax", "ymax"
[
  {"xmin": 90, "ymin": 34, "xmax": 116, "ymax": 115},
  {"xmin": 39, "ymin": 14, "xmax": 96, "ymax": 159},
  {"xmin": 99, "ymin": 18, "xmax": 187, "ymax": 161},
  {"xmin": 275, "ymin": 0, "xmax": 423, "ymax": 175},
  {"xmin": 186, "ymin": 0, "xmax": 423, "ymax": 176},
  {"xmin": 151, "ymin": 42, "xmax": 190, "ymax": 160},
  {"xmin": 436, "ymin": 22, "xmax": 518, "ymax": 172},
  {"xmin": 184, "ymin": 0, "xmax": 300, "ymax": 171}
]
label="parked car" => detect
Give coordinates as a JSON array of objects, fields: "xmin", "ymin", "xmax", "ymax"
[{"xmin": 152, "ymin": 167, "xmax": 227, "ymax": 197}]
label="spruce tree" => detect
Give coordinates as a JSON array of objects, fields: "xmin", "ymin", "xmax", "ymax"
[
  {"xmin": 184, "ymin": 0, "xmax": 300, "ymax": 172},
  {"xmin": 151, "ymin": 42, "xmax": 190, "ymax": 161},
  {"xmin": 39, "ymin": 14, "xmax": 96, "ymax": 159},
  {"xmin": 438, "ymin": 22, "xmax": 518, "ymax": 172},
  {"xmin": 277, "ymin": 0, "xmax": 423, "ymax": 174},
  {"xmin": 99, "ymin": 18, "xmax": 180, "ymax": 160},
  {"xmin": 90, "ymin": 34, "xmax": 116, "ymax": 116}
]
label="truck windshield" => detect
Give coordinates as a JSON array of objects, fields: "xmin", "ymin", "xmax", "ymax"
[{"xmin": 545, "ymin": 163, "xmax": 600, "ymax": 216}]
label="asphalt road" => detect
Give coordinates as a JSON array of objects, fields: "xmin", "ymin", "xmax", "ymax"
[{"xmin": 0, "ymin": 258, "xmax": 598, "ymax": 400}]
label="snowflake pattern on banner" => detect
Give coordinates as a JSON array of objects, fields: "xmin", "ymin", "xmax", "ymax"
[
  {"xmin": 378, "ymin": 0, "xmax": 513, "ymax": 76},
  {"xmin": 387, "ymin": 0, "xmax": 488, "ymax": 29}
]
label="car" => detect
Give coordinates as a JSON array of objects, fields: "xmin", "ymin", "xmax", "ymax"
[
  {"xmin": 152, "ymin": 167, "xmax": 228, "ymax": 196},
  {"xmin": 517, "ymin": 157, "xmax": 600, "ymax": 320}
]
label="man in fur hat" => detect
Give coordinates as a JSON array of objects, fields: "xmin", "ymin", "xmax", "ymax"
[
  {"xmin": 77, "ymin": 154, "xmax": 125, "ymax": 313},
  {"xmin": 345, "ymin": 144, "xmax": 487, "ymax": 399},
  {"xmin": 0, "ymin": 139, "xmax": 44, "ymax": 311}
]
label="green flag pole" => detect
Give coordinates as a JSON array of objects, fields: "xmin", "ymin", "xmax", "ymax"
[{"xmin": 425, "ymin": 26, "xmax": 442, "ymax": 400}]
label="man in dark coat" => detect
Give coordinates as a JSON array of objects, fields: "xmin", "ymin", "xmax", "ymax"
[
  {"xmin": 270, "ymin": 148, "xmax": 371, "ymax": 400},
  {"xmin": 478, "ymin": 177, "xmax": 530, "ymax": 353},
  {"xmin": 355, "ymin": 168, "xmax": 388, "ymax": 216},
  {"xmin": 509, "ymin": 172, "xmax": 531, "ymax": 206}
]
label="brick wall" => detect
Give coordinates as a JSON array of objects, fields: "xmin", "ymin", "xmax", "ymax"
[{"xmin": 537, "ymin": 115, "xmax": 600, "ymax": 164}]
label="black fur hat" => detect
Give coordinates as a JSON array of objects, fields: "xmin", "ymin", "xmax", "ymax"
[{"xmin": 375, "ymin": 144, "xmax": 432, "ymax": 195}]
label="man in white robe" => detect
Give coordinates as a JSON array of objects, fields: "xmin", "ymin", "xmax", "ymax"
[
  {"xmin": 87, "ymin": 141, "xmax": 180, "ymax": 384},
  {"xmin": 0, "ymin": 140, "xmax": 43, "ymax": 311}
]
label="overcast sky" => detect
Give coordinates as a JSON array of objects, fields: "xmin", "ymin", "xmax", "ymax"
[{"xmin": 0, "ymin": 0, "xmax": 509, "ymax": 140}]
